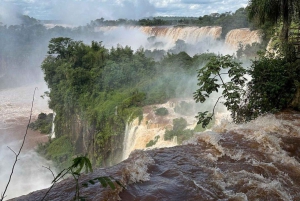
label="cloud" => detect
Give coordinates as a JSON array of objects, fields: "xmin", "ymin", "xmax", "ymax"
[
  {"xmin": 0, "ymin": 2, "xmax": 22, "ymax": 24},
  {"xmin": 150, "ymin": 0, "xmax": 248, "ymax": 16},
  {"xmin": 1, "ymin": 0, "xmax": 248, "ymax": 25}
]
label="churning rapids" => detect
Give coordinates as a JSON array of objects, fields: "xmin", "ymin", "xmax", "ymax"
[{"xmin": 13, "ymin": 110, "xmax": 300, "ymax": 200}]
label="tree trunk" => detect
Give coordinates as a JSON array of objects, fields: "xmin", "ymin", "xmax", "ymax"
[{"xmin": 281, "ymin": 0, "xmax": 290, "ymax": 43}]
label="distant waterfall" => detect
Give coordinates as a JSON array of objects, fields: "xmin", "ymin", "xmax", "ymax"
[
  {"xmin": 95, "ymin": 26, "xmax": 262, "ymax": 50},
  {"xmin": 51, "ymin": 112, "xmax": 56, "ymax": 139},
  {"xmin": 225, "ymin": 28, "xmax": 262, "ymax": 48},
  {"xmin": 139, "ymin": 26, "xmax": 222, "ymax": 43}
]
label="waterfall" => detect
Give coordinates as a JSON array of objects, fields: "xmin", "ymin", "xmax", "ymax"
[
  {"xmin": 50, "ymin": 112, "xmax": 56, "ymax": 139},
  {"xmin": 95, "ymin": 26, "xmax": 262, "ymax": 51},
  {"xmin": 139, "ymin": 26, "xmax": 222, "ymax": 43},
  {"xmin": 172, "ymin": 136, "xmax": 178, "ymax": 145},
  {"xmin": 121, "ymin": 100, "xmax": 199, "ymax": 161},
  {"xmin": 225, "ymin": 28, "xmax": 262, "ymax": 48},
  {"xmin": 122, "ymin": 118, "xmax": 139, "ymax": 160}
]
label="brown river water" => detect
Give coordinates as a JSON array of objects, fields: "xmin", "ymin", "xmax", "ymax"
[
  {"xmin": 12, "ymin": 110, "xmax": 300, "ymax": 201},
  {"xmin": 0, "ymin": 85, "xmax": 54, "ymax": 200}
]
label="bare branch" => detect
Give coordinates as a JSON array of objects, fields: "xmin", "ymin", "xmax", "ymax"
[
  {"xmin": 0, "ymin": 87, "xmax": 38, "ymax": 201},
  {"xmin": 42, "ymin": 166, "xmax": 55, "ymax": 179},
  {"xmin": 7, "ymin": 146, "xmax": 17, "ymax": 156}
]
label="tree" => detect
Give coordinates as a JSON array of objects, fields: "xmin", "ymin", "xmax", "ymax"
[
  {"xmin": 248, "ymin": 0, "xmax": 300, "ymax": 42},
  {"xmin": 193, "ymin": 55, "xmax": 247, "ymax": 127},
  {"xmin": 47, "ymin": 37, "xmax": 75, "ymax": 59}
]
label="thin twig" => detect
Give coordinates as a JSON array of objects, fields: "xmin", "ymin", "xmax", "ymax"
[
  {"xmin": 212, "ymin": 73, "xmax": 228, "ymax": 80},
  {"xmin": 7, "ymin": 146, "xmax": 17, "ymax": 156},
  {"xmin": 42, "ymin": 166, "xmax": 55, "ymax": 179},
  {"xmin": 0, "ymin": 87, "xmax": 37, "ymax": 201},
  {"xmin": 41, "ymin": 168, "xmax": 70, "ymax": 201},
  {"xmin": 210, "ymin": 96, "xmax": 222, "ymax": 118},
  {"xmin": 217, "ymin": 72, "xmax": 226, "ymax": 86}
]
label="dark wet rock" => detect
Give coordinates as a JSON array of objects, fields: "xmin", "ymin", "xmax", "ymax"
[{"xmin": 12, "ymin": 111, "xmax": 300, "ymax": 200}]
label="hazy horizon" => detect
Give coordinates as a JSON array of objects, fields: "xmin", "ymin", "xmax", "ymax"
[{"xmin": 1, "ymin": 0, "xmax": 248, "ymax": 25}]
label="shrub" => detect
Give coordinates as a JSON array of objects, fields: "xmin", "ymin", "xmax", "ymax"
[
  {"xmin": 236, "ymin": 54, "xmax": 300, "ymax": 122},
  {"xmin": 29, "ymin": 113, "xmax": 53, "ymax": 134},
  {"xmin": 194, "ymin": 53, "xmax": 300, "ymax": 126},
  {"xmin": 146, "ymin": 136, "xmax": 160, "ymax": 147},
  {"xmin": 164, "ymin": 118, "xmax": 193, "ymax": 144},
  {"xmin": 37, "ymin": 135, "xmax": 74, "ymax": 170},
  {"xmin": 155, "ymin": 107, "xmax": 169, "ymax": 116}
]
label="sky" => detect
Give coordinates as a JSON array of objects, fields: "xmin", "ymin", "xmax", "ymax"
[{"xmin": 0, "ymin": 0, "xmax": 249, "ymax": 25}]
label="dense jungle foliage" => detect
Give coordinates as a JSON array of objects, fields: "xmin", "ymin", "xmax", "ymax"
[{"xmin": 41, "ymin": 37, "xmax": 216, "ymax": 167}]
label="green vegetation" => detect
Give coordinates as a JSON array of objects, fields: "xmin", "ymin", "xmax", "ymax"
[
  {"xmin": 41, "ymin": 37, "xmax": 213, "ymax": 167},
  {"xmin": 29, "ymin": 113, "xmax": 53, "ymax": 134},
  {"xmin": 194, "ymin": 55, "xmax": 247, "ymax": 127},
  {"xmin": 236, "ymin": 52, "xmax": 300, "ymax": 121},
  {"xmin": 193, "ymin": 116, "xmax": 215, "ymax": 132},
  {"xmin": 193, "ymin": 0, "xmax": 300, "ymax": 127},
  {"xmin": 236, "ymin": 42, "xmax": 265, "ymax": 60},
  {"xmin": 146, "ymin": 136, "xmax": 160, "ymax": 147},
  {"xmin": 164, "ymin": 118, "xmax": 193, "ymax": 144},
  {"xmin": 37, "ymin": 136, "xmax": 74, "ymax": 170},
  {"xmin": 41, "ymin": 155, "xmax": 122, "ymax": 201},
  {"xmin": 155, "ymin": 107, "xmax": 169, "ymax": 116},
  {"xmin": 194, "ymin": 51, "xmax": 300, "ymax": 126},
  {"xmin": 248, "ymin": 0, "xmax": 300, "ymax": 42},
  {"xmin": 42, "ymin": 156, "xmax": 93, "ymax": 201}
]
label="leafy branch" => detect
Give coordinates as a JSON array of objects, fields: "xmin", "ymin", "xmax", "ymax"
[
  {"xmin": 193, "ymin": 55, "xmax": 247, "ymax": 127},
  {"xmin": 41, "ymin": 156, "xmax": 93, "ymax": 201},
  {"xmin": 41, "ymin": 156, "xmax": 124, "ymax": 201}
]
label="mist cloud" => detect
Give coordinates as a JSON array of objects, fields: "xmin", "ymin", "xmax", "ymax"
[
  {"xmin": 0, "ymin": 2, "xmax": 22, "ymax": 25},
  {"xmin": 1, "ymin": 0, "xmax": 248, "ymax": 25}
]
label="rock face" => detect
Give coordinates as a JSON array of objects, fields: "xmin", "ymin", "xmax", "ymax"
[
  {"xmin": 11, "ymin": 150, "xmax": 154, "ymax": 201},
  {"xmin": 12, "ymin": 110, "xmax": 300, "ymax": 200}
]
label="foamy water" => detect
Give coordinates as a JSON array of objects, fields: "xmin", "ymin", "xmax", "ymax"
[
  {"xmin": 0, "ymin": 84, "xmax": 55, "ymax": 200},
  {"xmin": 122, "ymin": 99, "xmax": 202, "ymax": 160},
  {"xmin": 95, "ymin": 26, "xmax": 262, "ymax": 53},
  {"xmin": 14, "ymin": 110, "xmax": 300, "ymax": 200}
]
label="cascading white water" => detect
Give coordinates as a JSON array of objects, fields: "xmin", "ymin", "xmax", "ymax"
[
  {"xmin": 95, "ymin": 26, "xmax": 262, "ymax": 52},
  {"xmin": 225, "ymin": 28, "xmax": 262, "ymax": 48},
  {"xmin": 122, "ymin": 118, "xmax": 140, "ymax": 160},
  {"xmin": 139, "ymin": 26, "xmax": 222, "ymax": 43},
  {"xmin": 51, "ymin": 112, "xmax": 56, "ymax": 139},
  {"xmin": 122, "ymin": 99, "xmax": 201, "ymax": 160}
]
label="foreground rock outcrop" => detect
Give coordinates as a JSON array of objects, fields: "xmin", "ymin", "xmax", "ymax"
[{"xmin": 12, "ymin": 110, "xmax": 300, "ymax": 200}]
